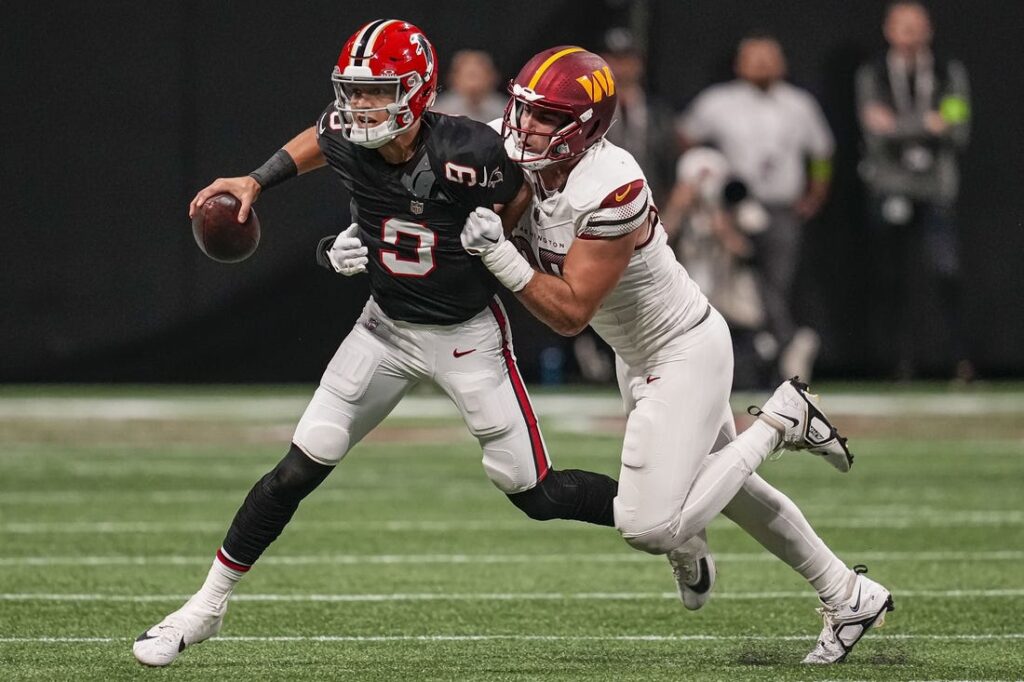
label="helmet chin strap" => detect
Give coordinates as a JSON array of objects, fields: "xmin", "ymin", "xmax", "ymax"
[{"xmin": 349, "ymin": 103, "xmax": 407, "ymax": 149}]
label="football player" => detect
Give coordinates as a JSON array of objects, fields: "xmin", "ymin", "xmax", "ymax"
[
  {"xmin": 461, "ymin": 46, "xmax": 894, "ymax": 664},
  {"xmin": 133, "ymin": 22, "xmax": 618, "ymax": 667}
]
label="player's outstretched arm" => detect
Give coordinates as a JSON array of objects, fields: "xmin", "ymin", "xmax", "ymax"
[{"xmin": 188, "ymin": 127, "xmax": 326, "ymax": 222}]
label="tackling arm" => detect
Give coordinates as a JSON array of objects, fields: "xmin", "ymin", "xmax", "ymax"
[
  {"xmin": 515, "ymin": 233, "xmax": 636, "ymax": 336},
  {"xmin": 461, "ymin": 207, "xmax": 639, "ymax": 336}
]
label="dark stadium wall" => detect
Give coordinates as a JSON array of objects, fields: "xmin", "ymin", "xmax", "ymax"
[
  {"xmin": 648, "ymin": 0, "xmax": 1024, "ymax": 377},
  {"xmin": 2, "ymin": 0, "xmax": 1021, "ymax": 382}
]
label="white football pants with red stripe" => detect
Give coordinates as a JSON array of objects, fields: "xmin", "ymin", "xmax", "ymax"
[{"xmin": 292, "ymin": 296, "xmax": 550, "ymax": 493}]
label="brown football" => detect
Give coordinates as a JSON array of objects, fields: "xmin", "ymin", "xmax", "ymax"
[{"xmin": 192, "ymin": 193, "xmax": 260, "ymax": 263}]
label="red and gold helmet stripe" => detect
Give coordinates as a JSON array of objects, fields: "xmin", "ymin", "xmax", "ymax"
[{"xmin": 526, "ymin": 46, "xmax": 585, "ymax": 90}]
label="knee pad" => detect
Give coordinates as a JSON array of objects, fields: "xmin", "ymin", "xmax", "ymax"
[
  {"xmin": 618, "ymin": 517, "xmax": 684, "ymax": 555},
  {"xmin": 481, "ymin": 445, "xmax": 528, "ymax": 494},
  {"xmin": 293, "ymin": 388, "xmax": 354, "ymax": 465},
  {"xmin": 292, "ymin": 420, "xmax": 351, "ymax": 465}
]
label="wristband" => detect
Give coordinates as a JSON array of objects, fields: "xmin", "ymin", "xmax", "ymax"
[
  {"xmin": 315, "ymin": 235, "xmax": 336, "ymax": 269},
  {"xmin": 480, "ymin": 241, "xmax": 535, "ymax": 292},
  {"xmin": 249, "ymin": 149, "xmax": 297, "ymax": 189}
]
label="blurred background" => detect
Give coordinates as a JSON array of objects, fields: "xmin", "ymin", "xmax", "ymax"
[{"xmin": 4, "ymin": 0, "xmax": 1022, "ymax": 386}]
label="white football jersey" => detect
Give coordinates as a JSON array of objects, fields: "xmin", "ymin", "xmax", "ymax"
[{"xmin": 511, "ymin": 138, "xmax": 710, "ymax": 367}]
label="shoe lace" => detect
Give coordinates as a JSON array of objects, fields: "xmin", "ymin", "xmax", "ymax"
[
  {"xmin": 815, "ymin": 565, "xmax": 870, "ymax": 648},
  {"xmin": 669, "ymin": 554, "xmax": 699, "ymax": 587},
  {"xmin": 814, "ymin": 603, "xmax": 840, "ymax": 647}
]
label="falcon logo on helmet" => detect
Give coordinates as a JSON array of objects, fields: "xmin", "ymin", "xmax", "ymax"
[
  {"xmin": 502, "ymin": 46, "xmax": 618, "ymax": 170},
  {"xmin": 331, "ymin": 19, "xmax": 438, "ymax": 148}
]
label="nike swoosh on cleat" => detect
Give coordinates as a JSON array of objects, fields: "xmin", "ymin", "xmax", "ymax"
[
  {"xmin": 135, "ymin": 633, "xmax": 157, "ymax": 642},
  {"xmin": 482, "ymin": 235, "xmax": 499, "ymax": 243},
  {"xmin": 178, "ymin": 637, "xmax": 186, "ymax": 652},
  {"xmin": 453, "ymin": 348, "xmax": 477, "ymax": 358},
  {"xmin": 849, "ymin": 585, "xmax": 863, "ymax": 612},
  {"xmin": 687, "ymin": 557, "xmax": 712, "ymax": 593},
  {"xmin": 646, "ymin": 376, "xmax": 660, "ymax": 384}
]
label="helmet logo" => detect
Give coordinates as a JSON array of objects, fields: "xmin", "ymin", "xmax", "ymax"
[
  {"xmin": 575, "ymin": 66, "xmax": 615, "ymax": 102},
  {"xmin": 410, "ymin": 33, "xmax": 434, "ymax": 81}
]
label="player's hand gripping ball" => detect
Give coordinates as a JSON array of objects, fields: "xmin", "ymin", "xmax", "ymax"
[{"xmin": 192, "ymin": 193, "xmax": 261, "ymax": 263}]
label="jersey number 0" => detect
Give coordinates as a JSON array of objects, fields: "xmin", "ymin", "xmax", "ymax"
[{"xmin": 380, "ymin": 218, "xmax": 436, "ymax": 277}]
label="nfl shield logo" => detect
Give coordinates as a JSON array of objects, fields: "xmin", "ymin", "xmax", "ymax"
[{"xmin": 410, "ymin": 200, "xmax": 424, "ymax": 215}]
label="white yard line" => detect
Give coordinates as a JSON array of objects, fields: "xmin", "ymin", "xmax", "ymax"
[
  {"xmin": 0, "ymin": 589, "xmax": 1021, "ymax": 603},
  {"xmin": 0, "ymin": 633, "xmax": 1022, "ymax": 644},
  {"xmin": 0, "ymin": 549, "xmax": 1020, "ymax": 566},
  {"xmin": 1, "ymin": 391, "xmax": 1022, "ymax": 422},
  {"xmin": 0, "ymin": 549, "xmax": 1021, "ymax": 568}
]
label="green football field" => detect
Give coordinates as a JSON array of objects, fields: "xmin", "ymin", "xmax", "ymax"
[{"xmin": 1, "ymin": 384, "xmax": 1022, "ymax": 680}]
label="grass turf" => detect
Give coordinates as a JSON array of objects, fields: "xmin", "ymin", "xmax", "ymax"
[{"xmin": 0, "ymin": 385, "xmax": 1022, "ymax": 680}]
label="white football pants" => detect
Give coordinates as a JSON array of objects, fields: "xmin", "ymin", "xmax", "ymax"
[
  {"xmin": 292, "ymin": 297, "xmax": 550, "ymax": 493},
  {"xmin": 613, "ymin": 308, "xmax": 849, "ymax": 595}
]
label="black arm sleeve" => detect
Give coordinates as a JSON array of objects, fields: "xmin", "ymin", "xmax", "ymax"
[{"xmin": 315, "ymin": 235, "xmax": 336, "ymax": 269}]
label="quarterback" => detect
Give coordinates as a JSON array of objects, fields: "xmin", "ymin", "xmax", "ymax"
[
  {"xmin": 133, "ymin": 22, "xmax": 619, "ymax": 667},
  {"xmin": 461, "ymin": 46, "xmax": 894, "ymax": 664}
]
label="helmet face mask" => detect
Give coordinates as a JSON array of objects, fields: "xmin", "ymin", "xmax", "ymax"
[
  {"xmin": 332, "ymin": 71, "xmax": 418, "ymax": 148},
  {"xmin": 332, "ymin": 20, "xmax": 437, "ymax": 149},
  {"xmin": 502, "ymin": 91, "xmax": 583, "ymax": 170},
  {"xmin": 502, "ymin": 47, "xmax": 617, "ymax": 170}
]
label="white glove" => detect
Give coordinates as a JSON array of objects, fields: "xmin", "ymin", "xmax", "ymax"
[
  {"xmin": 328, "ymin": 223, "xmax": 368, "ymax": 276},
  {"xmin": 461, "ymin": 207, "xmax": 505, "ymax": 255},
  {"xmin": 461, "ymin": 207, "xmax": 535, "ymax": 292}
]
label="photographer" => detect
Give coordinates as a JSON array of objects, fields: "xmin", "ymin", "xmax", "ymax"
[{"xmin": 857, "ymin": 1, "xmax": 973, "ymax": 380}]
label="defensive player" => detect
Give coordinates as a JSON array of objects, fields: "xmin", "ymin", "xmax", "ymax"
[
  {"xmin": 460, "ymin": 46, "xmax": 894, "ymax": 664},
  {"xmin": 133, "ymin": 21, "xmax": 619, "ymax": 667}
]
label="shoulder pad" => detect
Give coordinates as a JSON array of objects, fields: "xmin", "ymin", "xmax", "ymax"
[{"xmin": 565, "ymin": 141, "xmax": 644, "ymax": 211}]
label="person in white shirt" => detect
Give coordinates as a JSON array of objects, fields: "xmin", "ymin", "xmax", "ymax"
[
  {"xmin": 679, "ymin": 33, "xmax": 834, "ymax": 382},
  {"xmin": 461, "ymin": 45, "xmax": 892, "ymax": 665},
  {"xmin": 432, "ymin": 49, "xmax": 508, "ymax": 124}
]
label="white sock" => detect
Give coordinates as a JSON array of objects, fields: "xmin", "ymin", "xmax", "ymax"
[
  {"xmin": 807, "ymin": 557, "xmax": 857, "ymax": 607},
  {"xmin": 670, "ymin": 419, "xmax": 784, "ymax": 540},
  {"xmin": 190, "ymin": 549, "xmax": 247, "ymax": 613},
  {"xmin": 734, "ymin": 419, "xmax": 783, "ymax": 470},
  {"xmin": 722, "ymin": 474, "xmax": 854, "ymax": 605}
]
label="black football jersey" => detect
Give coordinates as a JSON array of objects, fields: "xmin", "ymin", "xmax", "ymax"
[{"xmin": 316, "ymin": 105, "xmax": 523, "ymax": 325}]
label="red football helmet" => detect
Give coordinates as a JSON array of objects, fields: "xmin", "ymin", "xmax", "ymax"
[
  {"xmin": 503, "ymin": 46, "xmax": 618, "ymax": 170},
  {"xmin": 332, "ymin": 19, "xmax": 438, "ymax": 148}
]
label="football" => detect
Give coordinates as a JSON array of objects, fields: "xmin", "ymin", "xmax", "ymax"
[{"xmin": 192, "ymin": 193, "xmax": 260, "ymax": 263}]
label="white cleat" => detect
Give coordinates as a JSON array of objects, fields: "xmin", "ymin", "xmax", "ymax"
[
  {"xmin": 802, "ymin": 566, "xmax": 895, "ymax": 664},
  {"xmin": 132, "ymin": 600, "xmax": 225, "ymax": 667},
  {"xmin": 666, "ymin": 537, "xmax": 716, "ymax": 611},
  {"xmin": 749, "ymin": 376, "xmax": 854, "ymax": 472}
]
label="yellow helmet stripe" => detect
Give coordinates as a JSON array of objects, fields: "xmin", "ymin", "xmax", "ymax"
[{"xmin": 527, "ymin": 47, "xmax": 585, "ymax": 90}]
